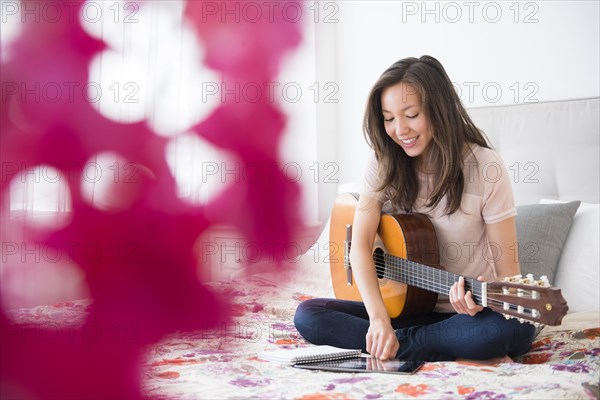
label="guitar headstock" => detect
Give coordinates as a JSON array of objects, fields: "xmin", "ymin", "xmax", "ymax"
[{"xmin": 486, "ymin": 274, "xmax": 569, "ymax": 326}]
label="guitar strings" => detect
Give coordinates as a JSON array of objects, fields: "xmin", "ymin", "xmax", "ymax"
[
  {"xmin": 371, "ymin": 252, "xmax": 525, "ymax": 303},
  {"xmin": 344, "ymin": 253, "xmax": 540, "ymax": 316},
  {"xmin": 369, "ymin": 253, "xmax": 484, "ymax": 297},
  {"xmin": 363, "ymin": 253, "xmax": 538, "ymax": 315},
  {"xmin": 368, "ymin": 264, "xmax": 535, "ymax": 314},
  {"xmin": 353, "ymin": 254, "xmax": 473, "ymax": 295}
]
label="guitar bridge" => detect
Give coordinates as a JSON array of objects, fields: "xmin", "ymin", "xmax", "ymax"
[{"xmin": 344, "ymin": 224, "xmax": 353, "ymax": 286}]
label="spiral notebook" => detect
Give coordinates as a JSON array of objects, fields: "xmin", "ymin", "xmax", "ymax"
[{"xmin": 258, "ymin": 345, "xmax": 362, "ymax": 365}]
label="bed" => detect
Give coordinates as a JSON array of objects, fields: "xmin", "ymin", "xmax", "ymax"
[
  {"xmin": 3, "ymin": 98, "xmax": 600, "ymax": 399},
  {"xmin": 6, "ymin": 264, "xmax": 599, "ymax": 399}
]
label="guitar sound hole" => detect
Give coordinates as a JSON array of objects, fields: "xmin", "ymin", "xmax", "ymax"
[{"xmin": 373, "ymin": 248, "xmax": 385, "ymax": 279}]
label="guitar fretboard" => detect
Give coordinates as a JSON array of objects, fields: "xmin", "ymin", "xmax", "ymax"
[{"xmin": 379, "ymin": 253, "xmax": 487, "ymax": 306}]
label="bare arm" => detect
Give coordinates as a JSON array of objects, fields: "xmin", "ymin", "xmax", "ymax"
[
  {"xmin": 349, "ymin": 195, "xmax": 399, "ymax": 360},
  {"xmin": 485, "ymin": 216, "xmax": 521, "ymax": 279},
  {"xmin": 449, "ymin": 216, "xmax": 521, "ymax": 315}
]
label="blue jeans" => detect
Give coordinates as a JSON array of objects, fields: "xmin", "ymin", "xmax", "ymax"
[{"xmin": 294, "ymin": 298, "xmax": 536, "ymax": 362}]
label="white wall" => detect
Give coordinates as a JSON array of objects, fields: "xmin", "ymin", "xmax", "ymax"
[
  {"xmin": 314, "ymin": 0, "xmax": 600, "ymax": 205},
  {"xmin": 2, "ymin": 1, "xmax": 598, "ymax": 228}
]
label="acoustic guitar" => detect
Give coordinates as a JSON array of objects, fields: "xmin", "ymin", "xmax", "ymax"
[{"xmin": 329, "ymin": 193, "xmax": 568, "ymax": 326}]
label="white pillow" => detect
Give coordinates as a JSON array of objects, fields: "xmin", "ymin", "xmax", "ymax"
[{"xmin": 541, "ymin": 199, "xmax": 600, "ymax": 312}]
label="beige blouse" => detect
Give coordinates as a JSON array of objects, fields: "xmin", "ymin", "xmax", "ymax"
[{"xmin": 361, "ymin": 144, "xmax": 517, "ymax": 312}]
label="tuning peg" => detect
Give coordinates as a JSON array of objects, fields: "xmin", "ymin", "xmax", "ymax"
[
  {"xmin": 504, "ymin": 274, "xmax": 522, "ymax": 283},
  {"xmin": 523, "ymin": 273, "xmax": 534, "ymax": 284},
  {"xmin": 534, "ymin": 276, "xmax": 550, "ymax": 287}
]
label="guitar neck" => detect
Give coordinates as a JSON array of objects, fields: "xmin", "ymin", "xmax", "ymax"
[{"xmin": 381, "ymin": 253, "xmax": 487, "ymax": 306}]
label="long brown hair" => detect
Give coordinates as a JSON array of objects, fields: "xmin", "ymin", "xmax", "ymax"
[{"xmin": 363, "ymin": 55, "xmax": 489, "ymax": 214}]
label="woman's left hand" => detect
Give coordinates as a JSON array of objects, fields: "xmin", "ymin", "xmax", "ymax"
[{"xmin": 449, "ymin": 276, "xmax": 484, "ymax": 316}]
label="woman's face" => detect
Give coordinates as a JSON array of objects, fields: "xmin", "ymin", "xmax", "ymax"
[{"xmin": 381, "ymin": 82, "xmax": 433, "ymax": 160}]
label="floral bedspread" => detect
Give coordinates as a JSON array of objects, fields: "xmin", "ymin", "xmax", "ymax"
[{"xmin": 5, "ymin": 269, "xmax": 600, "ymax": 399}]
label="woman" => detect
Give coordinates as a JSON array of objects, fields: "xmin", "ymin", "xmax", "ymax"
[{"xmin": 294, "ymin": 55, "xmax": 536, "ymax": 362}]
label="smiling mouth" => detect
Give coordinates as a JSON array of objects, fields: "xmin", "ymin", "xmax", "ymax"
[{"xmin": 400, "ymin": 136, "xmax": 418, "ymax": 145}]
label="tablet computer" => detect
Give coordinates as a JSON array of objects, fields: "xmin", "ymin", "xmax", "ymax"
[{"xmin": 294, "ymin": 357, "xmax": 425, "ymax": 375}]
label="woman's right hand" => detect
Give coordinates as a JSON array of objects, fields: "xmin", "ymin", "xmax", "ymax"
[
  {"xmin": 350, "ymin": 194, "xmax": 399, "ymax": 360},
  {"xmin": 366, "ymin": 318, "xmax": 399, "ymax": 360}
]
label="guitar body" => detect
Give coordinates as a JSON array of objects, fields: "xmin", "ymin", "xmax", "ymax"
[
  {"xmin": 329, "ymin": 192, "xmax": 442, "ymax": 318},
  {"xmin": 328, "ymin": 192, "xmax": 568, "ymax": 326}
]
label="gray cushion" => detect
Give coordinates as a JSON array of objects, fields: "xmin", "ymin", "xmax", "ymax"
[{"xmin": 515, "ymin": 201, "xmax": 581, "ymax": 284}]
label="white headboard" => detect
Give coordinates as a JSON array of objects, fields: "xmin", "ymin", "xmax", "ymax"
[{"xmin": 467, "ymin": 98, "xmax": 600, "ymax": 206}]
